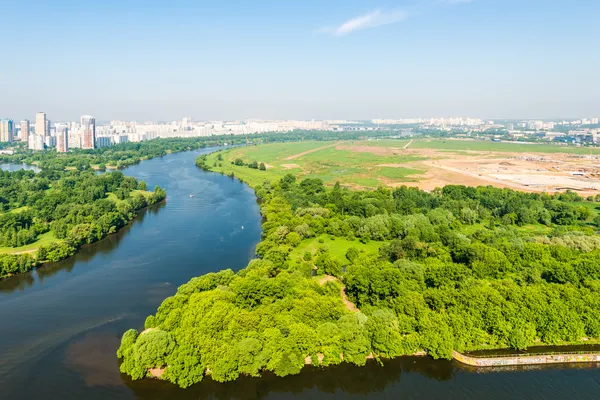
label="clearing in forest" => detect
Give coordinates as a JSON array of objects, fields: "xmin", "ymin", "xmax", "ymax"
[{"xmin": 317, "ymin": 275, "xmax": 359, "ymax": 313}]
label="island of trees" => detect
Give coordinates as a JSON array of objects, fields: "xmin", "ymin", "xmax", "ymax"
[{"xmin": 118, "ymin": 155, "xmax": 600, "ymax": 388}]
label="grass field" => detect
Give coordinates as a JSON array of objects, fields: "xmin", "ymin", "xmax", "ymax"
[
  {"xmin": 288, "ymin": 234, "xmax": 383, "ymax": 266},
  {"xmin": 205, "ymin": 140, "xmax": 425, "ymax": 188},
  {"xmin": 0, "ymin": 231, "xmax": 57, "ymax": 255},
  {"xmin": 205, "ymin": 138, "xmax": 600, "ymax": 194}
]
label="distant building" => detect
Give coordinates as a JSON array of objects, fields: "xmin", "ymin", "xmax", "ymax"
[
  {"xmin": 35, "ymin": 112, "xmax": 47, "ymax": 136},
  {"xmin": 68, "ymin": 133, "xmax": 82, "ymax": 149},
  {"xmin": 19, "ymin": 120, "xmax": 30, "ymax": 141},
  {"xmin": 112, "ymin": 135, "xmax": 128, "ymax": 144},
  {"xmin": 81, "ymin": 115, "xmax": 96, "ymax": 149},
  {"xmin": 95, "ymin": 136, "xmax": 111, "ymax": 148},
  {"xmin": 0, "ymin": 119, "xmax": 14, "ymax": 142},
  {"xmin": 45, "ymin": 119, "xmax": 51, "ymax": 137},
  {"xmin": 44, "ymin": 135, "xmax": 56, "ymax": 148},
  {"xmin": 56, "ymin": 125, "xmax": 68, "ymax": 153},
  {"xmin": 28, "ymin": 134, "xmax": 45, "ymax": 151}
]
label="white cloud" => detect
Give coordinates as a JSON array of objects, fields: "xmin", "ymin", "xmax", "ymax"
[{"xmin": 320, "ymin": 9, "xmax": 409, "ymax": 36}]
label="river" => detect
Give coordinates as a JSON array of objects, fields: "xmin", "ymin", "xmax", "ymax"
[{"xmin": 1, "ymin": 149, "xmax": 600, "ymax": 400}]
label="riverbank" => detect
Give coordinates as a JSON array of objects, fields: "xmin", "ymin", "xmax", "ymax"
[
  {"xmin": 453, "ymin": 350, "xmax": 600, "ymax": 367},
  {"xmin": 0, "ymin": 184, "xmax": 166, "ymax": 281}
]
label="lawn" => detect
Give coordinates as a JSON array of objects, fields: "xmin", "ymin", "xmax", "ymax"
[
  {"xmin": 205, "ymin": 141, "xmax": 424, "ymax": 188},
  {"xmin": 0, "ymin": 231, "xmax": 57, "ymax": 255},
  {"xmin": 288, "ymin": 234, "xmax": 384, "ymax": 266}
]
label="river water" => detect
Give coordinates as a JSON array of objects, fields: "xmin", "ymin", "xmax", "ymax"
[{"xmin": 1, "ymin": 150, "xmax": 600, "ymax": 400}]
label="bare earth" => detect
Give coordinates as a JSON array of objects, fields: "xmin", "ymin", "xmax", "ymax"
[
  {"xmin": 281, "ymin": 163, "xmax": 300, "ymax": 169},
  {"xmin": 338, "ymin": 144, "xmax": 600, "ymax": 195}
]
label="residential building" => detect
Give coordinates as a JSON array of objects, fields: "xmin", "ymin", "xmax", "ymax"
[
  {"xmin": 35, "ymin": 112, "xmax": 47, "ymax": 136},
  {"xmin": 68, "ymin": 132, "xmax": 82, "ymax": 149},
  {"xmin": 81, "ymin": 115, "xmax": 96, "ymax": 149},
  {"xmin": 44, "ymin": 135, "xmax": 56, "ymax": 148},
  {"xmin": 95, "ymin": 136, "xmax": 111, "ymax": 148},
  {"xmin": 0, "ymin": 119, "xmax": 14, "ymax": 142},
  {"xmin": 19, "ymin": 120, "xmax": 30, "ymax": 141},
  {"xmin": 56, "ymin": 125, "xmax": 68, "ymax": 152},
  {"xmin": 28, "ymin": 134, "xmax": 44, "ymax": 150}
]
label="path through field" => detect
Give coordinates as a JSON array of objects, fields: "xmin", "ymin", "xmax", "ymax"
[
  {"xmin": 403, "ymin": 139, "xmax": 413, "ymax": 150},
  {"xmin": 284, "ymin": 142, "xmax": 340, "ymax": 161},
  {"xmin": 318, "ymin": 275, "xmax": 359, "ymax": 313}
]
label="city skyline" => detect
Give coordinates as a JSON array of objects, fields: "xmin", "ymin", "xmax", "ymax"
[{"xmin": 1, "ymin": 0, "xmax": 599, "ymax": 121}]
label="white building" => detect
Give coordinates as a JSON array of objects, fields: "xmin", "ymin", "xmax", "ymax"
[
  {"xmin": 44, "ymin": 135, "xmax": 56, "ymax": 148},
  {"xmin": 19, "ymin": 120, "xmax": 30, "ymax": 142},
  {"xmin": 69, "ymin": 133, "xmax": 82, "ymax": 149},
  {"xmin": 0, "ymin": 119, "xmax": 14, "ymax": 142},
  {"xmin": 28, "ymin": 134, "xmax": 45, "ymax": 151},
  {"xmin": 35, "ymin": 112, "xmax": 47, "ymax": 136},
  {"xmin": 112, "ymin": 135, "xmax": 128, "ymax": 144}
]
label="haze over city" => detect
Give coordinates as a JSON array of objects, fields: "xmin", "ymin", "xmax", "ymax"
[{"xmin": 2, "ymin": 0, "xmax": 599, "ymax": 121}]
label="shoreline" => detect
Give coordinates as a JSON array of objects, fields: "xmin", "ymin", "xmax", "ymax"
[
  {"xmin": 453, "ymin": 350, "xmax": 600, "ymax": 368},
  {"xmin": 195, "ymin": 155, "xmax": 600, "ymax": 379},
  {"xmin": 0, "ymin": 197, "xmax": 167, "ymax": 281}
]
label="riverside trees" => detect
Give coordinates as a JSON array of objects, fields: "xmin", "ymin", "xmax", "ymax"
[
  {"xmin": 0, "ymin": 169, "xmax": 166, "ymax": 279},
  {"xmin": 118, "ymin": 167, "xmax": 600, "ymax": 387}
]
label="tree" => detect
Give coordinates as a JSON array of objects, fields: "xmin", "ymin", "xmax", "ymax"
[
  {"xmin": 138, "ymin": 180, "xmax": 147, "ymax": 191},
  {"xmin": 259, "ymin": 162, "xmax": 266, "ymax": 171}
]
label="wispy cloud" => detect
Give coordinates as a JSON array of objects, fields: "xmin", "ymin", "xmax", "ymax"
[
  {"xmin": 319, "ymin": 9, "xmax": 409, "ymax": 37},
  {"xmin": 318, "ymin": 1, "xmax": 473, "ymax": 36}
]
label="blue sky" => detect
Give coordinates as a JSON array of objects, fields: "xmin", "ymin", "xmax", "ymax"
[{"xmin": 1, "ymin": 0, "xmax": 599, "ymax": 121}]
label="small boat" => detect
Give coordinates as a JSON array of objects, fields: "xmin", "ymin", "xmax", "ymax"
[
  {"xmin": 242, "ymin": 226, "xmax": 244, "ymax": 230},
  {"xmin": 189, "ymin": 194, "xmax": 195, "ymax": 198}
]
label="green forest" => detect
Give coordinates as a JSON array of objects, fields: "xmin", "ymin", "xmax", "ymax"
[
  {"xmin": 118, "ymin": 157, "xmax": 600, "ymax": 388},
  {"xmin": 0, "ymin": 168, "xmax": 166, "ymax": 279}
]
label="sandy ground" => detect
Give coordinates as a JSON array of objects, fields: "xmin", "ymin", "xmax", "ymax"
[
  {"xmin": 281, "ymin": 163, "xmax": 300, "ymax": 169},
  {"xmin": 337, "ymin": 144, "xmax": 600, "ymax": 195}
]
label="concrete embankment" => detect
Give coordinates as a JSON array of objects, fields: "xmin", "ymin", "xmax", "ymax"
[{"xmin": 453, "ymin": 350, "xmax": 600, "ymax": 367}]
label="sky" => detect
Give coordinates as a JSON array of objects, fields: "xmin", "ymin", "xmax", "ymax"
[{"xmin": 1, "ymin": 0, "xmax": 599, "ymax": 121}]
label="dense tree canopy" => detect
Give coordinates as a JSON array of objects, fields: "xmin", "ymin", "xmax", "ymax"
[
  {"xmin": 118, "ymin": 161, "xmax": 600, "ymax": 387},
  {"xmin": 0, "ymin": 169, "xmax": 166, "ymax": 279}
]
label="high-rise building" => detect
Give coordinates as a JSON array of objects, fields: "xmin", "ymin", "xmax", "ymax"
[
  {"xmin": 19, "ymin": 120, "xmax": 30, "ymax": 141},
  {"xmin": 44, "ymin": 135, "xmax": 56, "ymax": 148},
  {"xmin": 45, "ymin": 119, "xmax": 51, "ymax": 137},
  {"xmin": 28, "ymin": 133, "xmax": 45, "ymax": 151},
  {"xmin": 35, "ymin": 112, "xmax": 47, "ymax": 136},
  {"xmin": 81, "ymin": 115, "xmax": 96, "ymax": 149},
  {"xmin": 56, "ymin": 125, "xmax": 68, "ymax": 153},
  {"xmin": 0, "ymin": 119, "xmax": 14, "ymax": 142}
]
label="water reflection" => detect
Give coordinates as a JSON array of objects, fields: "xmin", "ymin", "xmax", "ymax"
[
  {"xmin": 0, "ymin": 202, "xmax": 165, "ymax": 295},
  {"xmin": 0, "ymin": 163, "xmax": 40, "ymax": 172},
  {"xmin": 65, "ymin": 332, "xmax": 124, "ymax": 387},
  {"xmin": 123, "ymin": 357, "xmax": 454, "ymax": 400}
]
